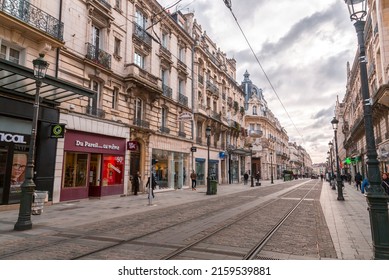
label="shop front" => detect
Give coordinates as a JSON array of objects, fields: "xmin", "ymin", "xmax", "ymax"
[
  {"xmin": 152, "ymin": 149, "xmax": 189, "ymax": 189},
  {"xmin": 0, "ymin": 100, "xmax": 59, "ymax": 205},
  {"xmin": 61, "ymin": 130, "xmax": 126, "ymax": 201}
]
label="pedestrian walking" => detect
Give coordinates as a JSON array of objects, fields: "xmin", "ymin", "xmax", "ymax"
[
  {"xmin": 320, "ymin": 174, "xmax": 324, "ymax": 181},
  {"xmin": 256, "ymin": 171, "xmax": 260, "ymax": 182},
  {"xmin": 190, "ymin": 170, "xmax": 197, "ymax": 190},
  {"xmin": 381, "ymin": 172, "xmax": 389, "ymax": 195},
  {"xmin": 133, "ymin": 171, "xmax": 140, "ymax": 195},
  {"xmin": 355, "ymin": 172, "xmax": 362, "ymax": 191},
  {"xmin": 146, "ymin": 174, "xmax": 157, "ymax": 198},
  {"xmin": 361, "ymin": 177, "xmax": 369, "ymax": 194},
  {"xmin": 243, "ymin": 172, "xmax": 249, "ymax": 185}
]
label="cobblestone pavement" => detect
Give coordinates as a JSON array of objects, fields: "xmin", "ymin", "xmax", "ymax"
[{"xmin": 0, "ymin": 179, "xmax": 373, "ymax": 260}]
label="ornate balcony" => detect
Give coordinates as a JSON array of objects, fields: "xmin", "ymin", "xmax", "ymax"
[
  {"xmin": 0, "ymin": 0, "xmax": 64, "ymax": 41},
  {"xmin": 133, "ymin": 23, "xmax": 152, "ymax": 47},
  {"xmin": 178, "ymin": 93, "xmax": 188, "ymax": 107},
  {"xmin": 86, "ymin": 43, "xmax": 111, "ymax": 69},
  {"xmin": 85, "ymin": 106, "xmax": 105, "ymax": 118},
  {"xmin": 160, "ymin": 126, "xmax": 170, "ymax": 134},
  {"xmin": 133, "ymin": 118, "xmax": 150, "ymax": 129},
  {"xmin": 162, "ymin": 84, "xmax": 172, "ymax": 99}
]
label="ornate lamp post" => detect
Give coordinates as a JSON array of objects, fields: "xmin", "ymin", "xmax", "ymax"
[
  {"xmin": 270, "ymin": 152, "xmax": 274, "ymax": 184},
  {"xmin": 344, "ymin": 0, "xmax": 389, "ymax": 259},
  {"xmin": 331, "ymin": 117, "xmax": 344, "ymax": 200},
  {"xmin": 206, "ymin": 125, "xmax": 211, "ymax": 195},
  {"xmin": 14, "ymin": 54, "xmax": 49, "ymax": 231},
  {"xmin": 249, "ymin": 144, "xmax": 254, "ymax": 187}
]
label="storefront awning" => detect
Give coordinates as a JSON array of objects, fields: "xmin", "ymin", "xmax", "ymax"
[{"xmin": 0, "ymin": 58, "xmax": 96, "ymax": 104}]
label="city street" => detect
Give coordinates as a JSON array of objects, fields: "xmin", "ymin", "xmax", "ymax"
[{"xmin": 0, "ymin": 179, "xmax": 372, "ymax": 260}]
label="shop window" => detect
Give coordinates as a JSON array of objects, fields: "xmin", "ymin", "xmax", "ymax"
[
  {"xmin": 63, "ymin": 153, "xmax": 88, "ymax": 188},
  {"xmin": 102, "ymin": 155, "xmax": 124, "ymax": 186}
]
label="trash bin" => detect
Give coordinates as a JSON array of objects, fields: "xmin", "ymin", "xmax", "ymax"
[
  {"xmin": 32, "ymin": 191, "xmax": 48, "ymax": 215},
  {"xmin": 210, "ymin": 180, "xmax": 217, "ymax": 195}
]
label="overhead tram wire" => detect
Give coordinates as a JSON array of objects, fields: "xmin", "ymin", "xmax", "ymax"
[{"xmin": 222, "ymin": 1, "xmax": 305, "ymax": 143}]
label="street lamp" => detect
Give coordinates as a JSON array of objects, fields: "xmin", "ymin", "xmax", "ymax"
[
  {"xmin": 331, "ymin": 117, "xmax": 344, "ymax": 200},
  {"xmin": 206, "ymin": 125, "xmax": 211, "ymax": 195},
  {"xmin": 14, "ymin": 54, "xmax": 49, "ymax": 231},
  {"xmin": 270, "ymin": 152, "xmax": 274, "ymax": 184},
  {"xmin": 344, "ymin": 0, "xmax": 389, "ymax": 259},
  {"xmin": 249, "ymin": 144, "xmax": 254, "ymax": 187},
  {"xmin": 328, "ymin": 141, "xmax": 335, "ymax": 190}
]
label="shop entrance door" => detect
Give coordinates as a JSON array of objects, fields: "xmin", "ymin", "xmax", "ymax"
[{"xmin": 88, "ymin": 154, "xmax": 101, "ymax": 197}]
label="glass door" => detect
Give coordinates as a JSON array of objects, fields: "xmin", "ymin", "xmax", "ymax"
[{"xmin": 88, "ymin": 154, "xmax": 101, "ymax": 197}]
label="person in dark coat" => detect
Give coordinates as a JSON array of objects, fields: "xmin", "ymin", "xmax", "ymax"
[
  {"xmin": 146, "ymin": 174, "xmax": 157, "ymax": 198},
  {"xmin": 355, "ymin": 172, "xmax": 362, "ymax": 191},
  {"xmin": 243, "ymin": 172, "xmax": 249, "ymax": 185},
  {"xmin": 190, "ymin": 170, "xmax": 197, "ymax": 190},
  {"xmin": 133, "ymin": 171, "xmax": 140, "ymax": 195}
]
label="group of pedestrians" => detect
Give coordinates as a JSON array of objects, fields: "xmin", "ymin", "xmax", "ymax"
[
  {"xmin": 132, "ymin": 171, "xmax": 157, "ymax": 198},
  {"xmin": 353, "ymin": 171, "xmax": 389, "ymax": 195}
]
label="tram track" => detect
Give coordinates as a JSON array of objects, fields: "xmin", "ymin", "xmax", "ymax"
[{"xmin": 0, "ymin": 179, "xmax": 330, "ymax": 260}]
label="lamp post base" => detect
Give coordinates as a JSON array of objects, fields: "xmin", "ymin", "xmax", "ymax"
[
  {"xmin": 14, "ymin": 184, "xmax": 34, "ymax": 231},
  {"xmin": 337, "ymin": 180, "xmax": 344, "ymax": 201},
  {"xmin": 366, "ymin": 193, "xmax": 389, "ymax": 259}
]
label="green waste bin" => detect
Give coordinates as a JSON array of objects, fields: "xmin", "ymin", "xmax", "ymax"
[{"xmin": 210, "ymin": 180, "xmax": 217, "ymax": 195}]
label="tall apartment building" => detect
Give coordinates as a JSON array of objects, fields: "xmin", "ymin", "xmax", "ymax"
[
  {"xmin": 242, "ymin": 71, "xmax": 290, "ymax": 180},
  {"xmin": 0, "ymin": 0, "xmax": 250, "ymax": 206},
  {"xmin": 342, "ymin": 0, "xmax": 389, "ymax": 177},
  {"xmin": 191, "ymin": 20, "xmax": 246, "ymax": 184}
]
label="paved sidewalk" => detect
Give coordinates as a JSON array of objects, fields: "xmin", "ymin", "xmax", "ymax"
[
  {"xmin": 320, "ymin": 180, "xmax": 373, "ymax": 260},
  {"xmin": 0, "ymin": 179, "xmax": 375, "ymax": 260}
]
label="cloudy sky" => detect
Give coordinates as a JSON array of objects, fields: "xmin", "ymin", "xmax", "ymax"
[{"xmin": 158, "ymin": 0, "xmax": 357, "ymax": 164}]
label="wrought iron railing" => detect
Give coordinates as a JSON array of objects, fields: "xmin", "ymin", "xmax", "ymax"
[
  {"xmin": 160, "ymin": 126, "xmax": 170, "ymax": 134},
  {"xmin": 133, "ymin": 23, "xmax": 152, "ymax": 46},
  {"xmin": 86, "ymin": 43, "xmax": 111, "ymax": 69},
  {"xmin": 162, "ymin": 84, "xmax": 172, "ymax": 99},
  {"xmin": 85, "ymin": 106, "xmax": 105, "ymax": 118},
  {"xmin": 133, "ymin": 118, "xmax": 150, "ymax": 129},
  {"xmin": 178, "ymin": 93, "xmax": 188, "ymax": 106},
  {"xmin": 178, "ymin": 131, "xmax": 186, "ymax": 138},
  {"xmin": 0, "ymin": 0, "xmax": 64, "ymax": 41}
]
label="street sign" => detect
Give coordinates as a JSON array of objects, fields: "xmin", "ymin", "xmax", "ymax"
[{"xmin": 191, "ymin": 147, "xmax": 197, "ymax": 152}]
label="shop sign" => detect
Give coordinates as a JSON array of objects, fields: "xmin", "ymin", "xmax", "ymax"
[
  {"xmin": 75, "ymin": 140, "xmax": 120, "ymax": 150},
  {"xmin": 219, "ymin": 151, "xmax": 225, "ymax": 159},
  {"xmin": 127, "ymin": 140, "xmax": 139, "ymax": 151},
  {"xmin": 177, "ymin": 112, "xmax": 193, "ymax": 122},
  {"xmin": 0, "ymin": 132, "xmax": 27, "ymax": 144},
  {"xmin": 50, "ymin": 124, "xmax": 65, "ymax": 138}
]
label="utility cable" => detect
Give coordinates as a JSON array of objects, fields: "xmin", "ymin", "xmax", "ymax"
[{"xmin": 223, "ymin": 1, "xmax": 305, "ymax": 144}]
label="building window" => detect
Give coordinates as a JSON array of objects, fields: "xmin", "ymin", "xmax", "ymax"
[
  {"xmin": 114, "ymin": 38, "xmax": 121, "ymax": 58},
  {"xmin": 253, "ymin": 105, "xmax": 257, "ymax": 115},
  {"xmin": 161, "ymin": 69, "xmax": 168, "ymax": 85},
  {"xmin": 91, "ymin": 25, "xmax": 100, "ymax": 49},
  {"xmin": 178, "ymin": 47, "xmax": 185, "ymax": 62},
  {"xmin": 102, "ymin": 155, "xmax": 124, "ymax": 186},
  {"xmin": 135, "ymin": 98, "xmax": 143, "ymax": 120},
  {"xmin": 112, "ymin": 87, "xmax": 119, "ymax": 110},
  {"xmin": 63, "ymin": 153, "xmax": 88, "ymax": 188},
  {"xmin": 136, "ymin": 9, "xmax": 147, "ymax": 29},
  {"xmin": 0, "ymin": 44, "xmax": 20, "ymax": 64},
  {"xmin": 134, "ymin": 52, "xmax": 145, "ymax": 69},
  {"xmin": 161, "ymin": 107, "xmax": 167, "ymax": 128},
  {"xmin": 162, "ymin": 32, "xmax": 169, "ymax": 49},
  {"xmin": 178, "ymin": 79, "xmax": 185, "ymax": 95}
]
